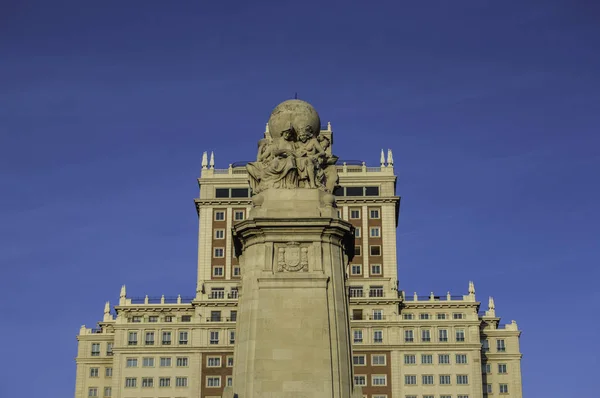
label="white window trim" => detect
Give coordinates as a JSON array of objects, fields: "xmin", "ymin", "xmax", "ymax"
[
  {"xmin": 369, "ymin": 208, "xmax": 380, "ymax": 219},
  {"xmin": 214, "ymin": 211, "xmax": 225, "ymax": 221},
  {"xmin": 214, "ymin": 229, "xmax": 225, "ymax": 239},
  {"xmin": 206, "ymin": 376, "xmax": 221, "ymax": 388},
  {"xmin": 371, "ymin": 354, "xmax": 386, "ymax": 366},
  {"xmin": 371, "ymin": 374, "xmax": 387, "ymax": 386},
  {"xmin": 213, "ymin": 248, "xmax": 225, "ymax": 258},
  {"xmin": 206, "ymin": 356, "xmax": 222, "ymax": 367},
  {"xmin": 349, "ymin": 209, "xmax": 361, "ymax": 219},
  {"xmin": 369, "ymin": 245, "xmax": 382, "ymax": 256}
]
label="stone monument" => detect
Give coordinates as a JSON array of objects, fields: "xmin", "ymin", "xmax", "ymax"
[{"xmin": 224, "ymin": 100, "xmax": 362, "ymax": 397}]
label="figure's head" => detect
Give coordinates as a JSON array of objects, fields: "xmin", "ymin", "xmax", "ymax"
[
  {"xmin": 281, "ymin": 126, "xmax": 296, "ymax": 141},
  {"xmin": 298, "ymin": 126, "xmax": 314, "ymax": 143}
]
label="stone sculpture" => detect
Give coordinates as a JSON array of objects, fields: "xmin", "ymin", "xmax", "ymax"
[{"xmin": 247, "ymin": 99, "xmax": 339, "ymax": 194}]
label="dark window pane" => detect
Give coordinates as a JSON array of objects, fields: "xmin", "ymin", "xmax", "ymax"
[
  {"xmin": 333, "ymin": 186, "xmax": 345, "ymax": 196},
  {"xmin": 215, "ymin": 188, "xmax": 229, "ymax": 198},
  {"xmin": 346, "ymin": 187, "xmax": 363, "ymax": 196},
  {"xmin": 231, "ymin": 188, "xmax": 250, "ymax": 198},
  {"xmin": 365, "ymin": 186, "xmax": 379, "ymax": 196}
]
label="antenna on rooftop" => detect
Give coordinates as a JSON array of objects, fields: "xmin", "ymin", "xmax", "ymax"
[{"xmin": 294, "ymin": 92, "xmax": 298, "ymax": 99}]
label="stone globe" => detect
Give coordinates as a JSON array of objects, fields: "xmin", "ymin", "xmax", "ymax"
[{"xmin": 267, "ymin": 99, "xmax": 321, "ymax": 140}]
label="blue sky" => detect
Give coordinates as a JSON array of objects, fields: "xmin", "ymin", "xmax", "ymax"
[{"xmin": 1, "ymin": 0, "xmax": 599, "ymax": 396}]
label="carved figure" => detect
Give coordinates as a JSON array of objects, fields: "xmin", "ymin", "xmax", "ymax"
[{"xmin": 295, "ymin": 126, "xmax": 326, "ymax": 189}]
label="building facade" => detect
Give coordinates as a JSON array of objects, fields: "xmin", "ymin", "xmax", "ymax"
[{"xmin": 74, "ymin": 123, "xmax": 523, "ymax": 398}]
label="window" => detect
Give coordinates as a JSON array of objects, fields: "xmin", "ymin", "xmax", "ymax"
[
  {"xmin": 421, "ymin": 329, "xmax": 431, "ymax": 342},
  {"xmin": 372, "ymin": 309, "xmax": 383, "ymax": 320},
  {"xmin": 164, "ymin": 315, "xmax": 173, "ymax": 322},
  {"xmin": 370, "ymin": 245, "xmax": 381, "ymax": 256},
  {"xmin": 457, "ymin": 374, "xmax": 469, "ymax": 385},
  {"xmin": 439, "ymin": 329, "xmax": 448, "ymax": 342},
  {"xmin": 438, "ymin": 354, "xmax": 450, "ymax": 364},
  {"xmin": 148, "ymin": 316, "xmax": 158, "ymax": 323},
  {"xmin": 214, "ymin": 229, "xmax": 225, "ymax": 239},
  {"xmin": 131, "ymin": 316, "xmax": 142, "ymax": 323},
  {"xmin": 482, "ymin": 363, "xmax": 491, "ymax": 373},
  {"xmin": 456, "ymin": 329, "xmax": 466, "ymax": 342},
  {"xmin": 404, "ymin": 375, "xmax": 417, "ymax": 385},
  {"xmin": 369, "ymin": 285, "xmax": 384, "ymax": 297},
  {"xmin": 486, "ymin": 383, "xmax": 493, "ymax": 394},
  {"xmin": 350, "ymin": 209, "xmax": 361, "ymax": 219},
  {"xmin": 453, "ymin": 312, "xmax": 464, "ymax": 319},
  {"xmin": 369, "ymin": 227, "xmax": 380, "ymax": 237},
  {"xmin": 354, "ymin": 227, "xmax": 361, "ymax": 238},
  {"xmin": 128, "ymin": 332, "xmax": 138, "ymax": 345},
  {"xmin": 482, "ymin": 339, "xmax": 490, "ymax": 352},
  {"xmin": 229, "ymin": 288, "xmax": 239, "ymax": 299},
  {"xmin": 214, "ymin": 248, "xmax": 224, "ymax": 258},
  {"xmin": 233, "ymin": 266, "xmax": 241, "ymax": 276},
  {"xmin": 421, "ymin": 354, "xmax": 433, "ymax": 364},
  {"xmin": 353, "ymin": 330, "xmax": 363, "ymax": 343},
  {"xmin": 104, "ymin": 367, "xmax": 112, "ymax": 377},
  {"xmin": 179, "ymin": 331, "xmax": 188, "ymax": 345},
  {"xmin": 370, "ymin": 264, "xmax": 382, "ymax": 275},
  {"xmin": 229, "ymin": 330, "xmax": 236, "ymax": 344},
  {"xmin": 176, "ymin": 377, "xmax": 188, "ymax": 387},
  {"xmin": 456, "ymin": 354, "xmax": 468, "ymax": 364},
  {"xmin": 349, "ymin": 286, "xmax": 363, "ymax": 297},
  {"xmin": 215, "ymin": 211, "xmax": 225, "ymax": 221},
  {"xmin": 404, "ymin": 329, "xmax": 414, "ymax": 342},
  {"xmin": 422, "ymin": 375, "xmax": 434, "ymax": 385},
  {"xmin": 162, "ymin": 331, "xmax": 172, "ymax": 345},
  {"xmin": 404, "ymin": 354, "xmax": 416, "ymax": 364},
  {"xmin": 142, "ymin": 357, "xmax": 154, "ymax": 367},
  {"xmin": 106, "ymin": 343, "xmax": 113, "ymax": 356},
  {"xmin": 88, "ymin": 387, "xmax": 98, "ymax": 397},
  {"xmin": 499, "ymin": 384, "xmax": 509, "ymax": 394},
  {"xmin": 211, "ymin": 310, "xmax": 222, "ymax": 322},
  {"xmin": 227, "ymin": 356, "xmax": 234, "ymax": 367},
  {"xmin": 372, "ymin": 354, "xmax": 386, "ymax": 365},
  {"xmin": 159, "ymin": 377, "xmax": 171, "ymax": 387},
  {"xmin": 103, "ymin": 387, "xmax": 111, "ymax": 397},
  {"xmin": 210, "ymin": 331, "xmax": 219, "ymax": 344},
  {"xmin": 231, "ymin": 188, "xmax": 250, "ymax": 198},
  {"xmin": 437, "ymin": 313, "xmax": 447, "ymax": 320},
  {"xmin": 176, "ymin": 357, "xmax": 188, "ymax": 367},
  {"xmin": 351, "ymin": 264, "xmax": 362, "ymax": 275},
  {"xmin": 91, "ymin": 343, "xmax": 100, "ymax": 356},
  {"xmin": 227, "ymin": 376, "xmax": 233, "ymax": 387},
  {"xmin": 354, "ymin": 245, "xmax": 362, "ymax": 256},
  {"xmin": 498, "ymin": 363, "xmax": 508, "ymax": 374},
  {"xmin": 182, "ymin": 314, "xmax": 191, "ymax": 321},
  {"xmin": 402, "ymin": 313, "xmax": 414, "ymax": 320},
  {"xmin": 424, "ymin": 396, "xmax": 434, "ymax": 398},
  {"xmin": 419, "ymin": 313, "xmax": 430, "ymax": 320},
  {"xmin": 230, "ymin": 310, "xmax": 237, "ymax": 321},
  {"xmin": 353, "ymin": 355, "xmax": 366, "ymax": 365},
  {"xmin": 373, "ymin": 330, "xmax": 383, "ymax": 343},
  {"xmin": 372, "ymin": 375, "xmax": 387, "ymax": 386},
  {"xmin": 369, "ymin": 209, "xmax": 380, "ymax": 219},
  {"xmin": 497, "ymin": 339, "xmax": 506, "ymax": 352},
  {"xmin": 439, "ymin": 374, "xmax": 451, "ymax": 385},
  {"xmin": 125, "ymin": 378, "xmax": 136, "ymax": 388},
  {"xmin": 142, "ymin": 377, "xmax": 153, "ymax": 388},
  {"xmin": 160, "ymin": 357, "xmax": 171, "ymax": 367},
  {"xmin": 207, "ymin": 356, "xmax": 221, "ymax": 367},
  {"xmin": 354, "ymin": 375, "xmax": 366, "ymax": 386},
  {"xmin": 458, "ymin": 395, "xmax": 470, "ymax": 398},
  {"xmin": 126, "ymin": 358, "xmax": 138, "ymax": 368},
  {"xmin": 234, "ymin": 210, "xmax": 245, "ymax": 221},
  {"xmin": 211, "ymin": 288, "xmax": 225, "ymax": 299},
  {"xmin": 441, "ymin": 396, "xmax": 452, "ymax": 398},
  {"xmin": 145, "ymin": 331, "xmax": 155, "ymax": 345}
]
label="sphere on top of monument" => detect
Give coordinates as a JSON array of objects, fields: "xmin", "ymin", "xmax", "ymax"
[{"xmin": 267, "ymin": 99, "xmax": 321, "ymax": 140}]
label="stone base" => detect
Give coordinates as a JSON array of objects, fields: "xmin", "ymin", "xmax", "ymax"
[{"xmin": 250, "ymin": 188, "xmax": 337, "ymax": 219}]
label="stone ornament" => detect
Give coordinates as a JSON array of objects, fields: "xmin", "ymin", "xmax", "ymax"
[
  {"xmin": 277, "ymin": 242, "xmax": 308, "ymax": 272},
  {"xmin": 247, "ymin": 99, "xmax": 339, "ymax": 194}
]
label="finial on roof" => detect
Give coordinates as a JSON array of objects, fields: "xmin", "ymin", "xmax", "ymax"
[
  {"xmin": 387, "ymin": 149, "xmax": 394, "ymax": 166},
  {"xmin": 327, "ymin": 121, "xmax": 332, "ymax": 131},
  {"xmin": 103, "ymin": 301, "xmax": 113, "ymax": 321},
  {"xmin": 430, "ymin": 291, "xmax": 435, "ymax": 301},
  {"xmin": 120, "ymin": 285, "xmax": 126, "ymax": 298},
  {"xmin": 201, "ymin": 151, "xmax": 208, "ymax": 170},
  {"xmin": 144, "ymin": 295, "xmax": 149, "ymax": 304},
  {"xmin": 413, "ymin": 292, "xmax": 418, "ymax": 301},
  {"xmin": 468, "ymin": 281, "xmax": 475, "ymax": 295},
  {"xmin": 209, "ymin": 152, "xmax": 214, "ymax": 169},
  {"xmin": 447, "ymin": 291, "xmax": 451, "ymax": 300},
  {"xmin": 104, "ymin": 301, "xmax": 110, "ymax": 314},
  {"xmin": 489, "ymin": 296, "xmax": 495, "ymax": 310},
  {"xmin": 160, "ymin": 294, "xmax": 165, "ymax": 304},
  {"xmin": 177, "ymin": 294, "xmax": 182, "ymax": 304},
  {"xmin": 380, "ymin": 149, "xmax": 385, "ymax": 166}
]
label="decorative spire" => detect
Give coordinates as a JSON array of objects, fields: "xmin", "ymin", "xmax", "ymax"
[
  {"xmin": 327, "ymin": 121, "xmax": 332, "ymax": 131},
  {"xmin": 177, "ymin": 294, "xmax": 182, "ymax": 304},
  {"xmin": 447, "ymin": 291, "xmax": 451, "ymax": 300},
  {"xmin": 489, "ymin": 296, "xmax": 495, "ymax": 310},
  {"xmin": 120, "ymin": 285, "xmax": 126, "ymax": 298},
  {"xmin": 201, "ymin": 151, "xmax": 208, "ymax": 170},
  {"xmin": 209, "ymin": 151, "xmax": 215, "ymax": 169},
  {"xmin": 104, "ymin": 301, "xmax": 110, "ymax": 314},
  {"xmin": 380, "ymin": 149, "xmax": 385, "ymax": 166},
  {"xmin": 265, "ymin": 122, "xmax": 269, "ymax": 133},
  {"xmin": 144, "ymin": 295, "xmax": 149, "ymax": 304},
  {"xmin": 468, "ymin": 281, "xmax": 475, "ymax": 295},
  {"xmin": 160, "ymin": 294, "xmax": 165, "ymax": 304},
  {"xmin": 413, "ymin": 292, "xmax": 418, "ymax": 301},
  {"xmin": 387, "ymin": 149, "xmax": 394, "ymax": 166}
]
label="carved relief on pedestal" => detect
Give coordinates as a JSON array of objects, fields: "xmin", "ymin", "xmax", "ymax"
[{"xmin": 276, "ymin": 242, "xmax": 309, "ymax": 272}]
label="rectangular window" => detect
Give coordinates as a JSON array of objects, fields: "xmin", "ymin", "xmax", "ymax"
[
  {"xmin": 353, "ymin": 355, "xmax": 366, "ymax": 366},
  {"xmin": 233, "ymin": 266, "xmax": 241, "ymax": 276},
  {"xmin": 210, "ymin": 310, "xmax": 222, "ymax": 322},
  {"xmin": 349, "ymin": 286, "xmax": 363, "ymax": 297},
  {"xmin": 207, "ymin": 356, "xmax": 221, "ymax": 367},
  {"xmin": 422, "ymin": 375, "xmax": 434, "ymax": 385},
  {"xmin": 498, "ymin": 363, "xmax": 508, "ymax": 374},
  {"xmin": 210, "ymin": 331, "xmax": 219, "ymax": 344},
  {"xmin": 404, "ymin": 354, "xmax": 416, "ymax": 364},
  {"xmin": 142, "ymin": 357, "xmax": 154, "ymax": 367},
  {"xmin": 211, "ymin": 288, "xmax": 225, "ymax": 299},
  {"xmin": 354, "ymin": 245, "xmax": 361, "ymax": 256},
  {"xmin": 372, "ymin": 354, "xmax": 386, "ymax": 365},
  {"xmin": 354, "ymin": 375, "xmax": 366, "ymax": 386},
  {"xmin": 103, "ymin": 387, "xmax": 111, "ymax": 397},
  {"xmin": 214, "ymin": 248, "xmax": 224, "ymax": 258},
  {"xmin": 456, "ymin": 329, "xmax": 466, "ymax": 342},
  {"xmin": 486, "ymin": 383, "xmax": 493, "ymax": 394},
  {"xmin": 176, "ymin": 377, "xmax": 188, "ymax": 387},
  {"xmin": 215, "ymin": 188, "xmax": 229, "ymax": 198},
  {"xmin": 145, "ymin": 331, "xmax": 154, "ymax": 345},
  {"xmin": 438, "ymin": 354, "xmax": 450, "ymax": 364},
  {"xmin": 141, "ymin": 377, "xmax": 153, "ymax": 388},
  {"xmin": 353, "ymin": 330, "xmax": 363, "ymax": 343},
  {"xmin": 482, "ymin": 339, "xmax": 489, "ymax": 352},
  {"xmin": 182, "ymin": 315, "xmax": 191, "ymax": 321},
  {"xmin": 458, "ymin": 395, "xmax": 470, "ymax": 398},
  {"xmin": 126, "ymin": 358, "xmax": 137, "ymax": 368},
  {"xmin": 404, "ymin": 375, "xmax": 417, "ymax": 385},
  {"xmin": 104, "ymin": 367, "xmax": 112, "ymax": 377},
  {"xmin": 439, "ymin": 329, "xmax": 448, "ymax": 342},
  {"xmin": 125, "ymin": 378, "xmax": 136, "ymax": 388},
  {"xmin": 373, "ymin": 330, "xmax": 383, "ymax": 343},
  {"xmin": 164, "ymin": 315, "xmax": 173, "ymax": 322},
  {"xmin": 90, "ymin": 368, "xmax": 99, "ymax": 377},
  {"xmin": 404, "ymin": 329, "xmax": 414, "ymax": 342},
  {"xmin": 160, "ymin": 357, "xmax": 171, "ymax": 367},
  {"xmin": 421, "ymin": 329, "xmax": 431, "ymax": 342},
  {"xmin": 419, "ymin": 313, "xmax": 430, "ymax": 320},
  {"xmin": 227, "ymin": 376, "xmax": 233, "ymax": 387},
  {"xmin": 354, "ymin": 227, "xmax": 361, "ymax": 238},
  {"xmin": 231, "ymin": 188, "xmax": 250, "ymax": 198},
  {"xmin": 482, "ymin": 363, "xmax": 491, "ymax": 373},
  {"xmin": 148, "ymin": 316, "xmax": 158, "ymax": 323},
  {"xmin": 88, "ymin": 388, "xmax": 98, "ymax": 397},
  {"xmin": 229, "ymin": 310, "xmax": 238, "ymax": 322},
  {"xmin": 162, "ymin": 331, "xmax": 172, "ymax": 345},
  {"xmin": 440, "ymin": 374, "xmax": 451, "ymax": 385},
  {"xmin": 229, "ymin": 330, "xmax": 236, "ymax": 344},
  {"xmin": 369, "ymin": 209, "xmax": 380, "ymax": 219},
  {"xmin": 370, "ymin": 264, "xmax": 382, "ymax": 275},
  {"xmin": 159, "ymin": 377, "xmax": 171, "ymax": 387},
  {"xmin": 457, "ymin": 374, "xmax": 469, "ymax": 385},
  {"xmin": 106, "ymin": 343, "xmax": 113, "ymax": 356},
  {"xmin": 131, "ymin": 316, "xmax": 142, "ymax": 323},
  {"xmin": 421, "ymin": 354, "xmax": 433, "ymax": 364},
  {"xmin": 215, "ymin": 229, "xmax": 225, "ymax": 239},
  {"xmin": 351, "ymin": 264, "xmax": 362, "ymax": 275},
  {"xmin": 456, "ymin": 354, "xmax": 468, "ymax": 364},
  {"xmin": 91, "ymin": 343, "xmax": 100, "ymax": 356},
  {"xmin": 497, "ymin": 339, "xmax": 506, "ymax": 352},
  {"xmin": 229, "ymin": 288, "xmax": 239, "ymax": 299},
  {"xmin": 369, "ymin": 285, "xmax": 384, "ymax": 297},
  {"xmin": 500, "ymin": 384, "xmax": 509, "ymax": 393},
  {"xmin": 372, "ymin": 375, "xmax": 387, "ymax": 386},
  {"xmin": 437, "ymin": 313, "xmax": 447, "ymax": 319},
  {"xmin": 372, "ymin": 309, "xmax": 383, "ymax": 320},
  {"xmin": 350, "ymin": 209, "xmax": 361, "ymax": 219},
  {"xmin": 453, "ymin": 312, "xmax": 464, "ymax": 319},
  {"xmin": 215, "ymin": 211, "xmax": 225, "ymax": 221},
  {"xmin": 369, "ymin": 227, "xmax": 380, "ymax": 237},
  {"xmin": 234, "ymin": 210, "xmax": 245, "ymax": 221},
  {"xmin": 402, "ymin": 313, "xmax": 414, "ymax": 320},
  {"xmin": 227, "ymin": 356, "xmax": 234, "ymax": 367},
  {"xmin": 176, "ymin": 357, "xmax": 188, "ymax": 367},
  {"xmin": 128, "ymin": 332, "xmax": 138, "ymax": 346},
  {"xmin": 370, "ymin": 245, "xmax": 381, "ymax": 256},
  {"xmin": 179, "ymin": 331, "xmax": 188, "ymax": 345}
]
